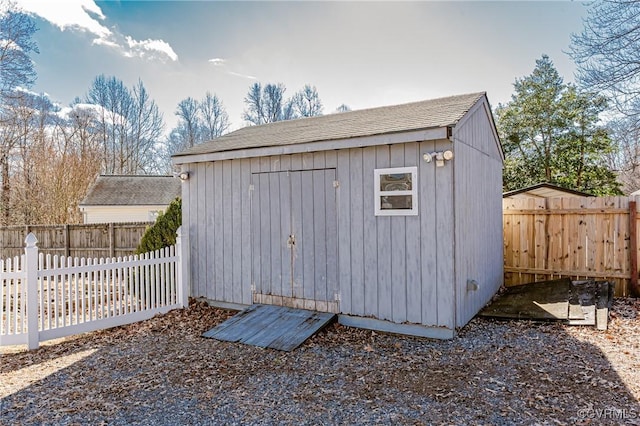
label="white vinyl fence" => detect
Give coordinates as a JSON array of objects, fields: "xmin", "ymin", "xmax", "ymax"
[{"xmin": 1, "ymin": 227, "xmax": 188, "ymax": 350}]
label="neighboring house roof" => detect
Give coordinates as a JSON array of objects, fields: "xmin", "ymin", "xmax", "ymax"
[
  {"xmin": 173, "ymin": 92, "xmax": 487, "ymax": 158},
  {"xmin": 503, "ymin": 183, "xmax": 592, "ymax": 199},
  {"xmin": 80, "ymin": 175, "xmax": 181, "ymax": 206}
]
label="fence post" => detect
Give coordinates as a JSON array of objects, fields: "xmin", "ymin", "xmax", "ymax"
[
  {"xmin": 176, "ymin": 226, "xmax": 189, "ymax": 308},
  {"xmin": 630, "ymin": 201, "xmax": 639, "ymax": 297},
  {"xmin": 24, "ymin": 233, "xmax": 39, "ymax": 350},
  {"xmin": 63, "ymin": 224, "xmax": 70, "ymax": 257},
  {"xmin": 109, "ymin": 223, "xmax": 115, "ymax": 258}
]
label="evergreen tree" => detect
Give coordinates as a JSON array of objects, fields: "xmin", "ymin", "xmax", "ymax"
[
  {"xmin": 496, "ymin": 55, "xmax": 621, "ymax": 195},
  {"xmin": 136, "ymin": 198, "xmax": 182, "ymax": 254}
]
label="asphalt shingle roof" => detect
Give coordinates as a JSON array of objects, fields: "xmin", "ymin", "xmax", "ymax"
[
  {"xmin": 80, "ymin": 175, "xmax": 181, "ymax": 206},
  {"xmin": 173, "ymin": 92, "xmax": 486, "ymax": 157}
]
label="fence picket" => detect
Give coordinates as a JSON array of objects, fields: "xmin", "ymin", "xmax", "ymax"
[
  {"xmin": 504, "ymin": 196, "xmax": 635, "ymax": 296},
  {"xmin": 1, "ymin": 227, "xmax": 186, "ymax": 349},
  {"xmin": 13, "ymin": 258, "xmax": 20, "ymax": 333}
]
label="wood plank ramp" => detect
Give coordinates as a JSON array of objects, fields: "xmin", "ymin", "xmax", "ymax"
[{"xmin": 202, "ymin": 304, "xmax": 336, "ymax": 351}]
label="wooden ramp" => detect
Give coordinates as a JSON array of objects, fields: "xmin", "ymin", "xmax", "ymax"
[
  {"xmin": 479, "ymin": 278, "xmax": 614, "ymax": 330},
  {"xmin": 202, "ymin": 304, "xmax": 336, "ymax": 351}
]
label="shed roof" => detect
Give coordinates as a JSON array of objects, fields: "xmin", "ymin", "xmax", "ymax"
[
  {"xmin": 503, "ymin": 183, "xmax": 592, "ymax": 199},
  {"xmin": 173, "ymin": 92, "xmax": 486, "ymax": 158},
  {"xmin": 80, "ymin": 175, "xmax": 181, "ymax": 206}
]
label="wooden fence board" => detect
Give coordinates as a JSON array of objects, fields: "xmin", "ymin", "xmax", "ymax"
[
  {"xmin": 0, "ymin": 222, "xmax": 152, "ymax": 260},
  {"xmin": 503, "ymin": 196, "xmax": 636, "ymax": 297}
]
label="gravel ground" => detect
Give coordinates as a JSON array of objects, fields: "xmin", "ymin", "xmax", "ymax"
[{"xmin": 1, "ymin": 298, "xmax": 639, "ymax": 426}]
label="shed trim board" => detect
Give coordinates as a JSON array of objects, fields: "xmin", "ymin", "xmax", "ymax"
[
  {"xmin": 173, "ymin": 127, "xmax": 449, "ymax": 165},
  {"xmin": 174, "ymin": 93, "xmax": 503, "ymax": 338}
]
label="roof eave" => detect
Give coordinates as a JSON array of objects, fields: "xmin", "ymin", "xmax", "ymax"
[{"xmin": 173, "ymin": 126, "xmax": 450, "ymax": 165}]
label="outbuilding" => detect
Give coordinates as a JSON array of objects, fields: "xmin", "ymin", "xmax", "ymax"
[
  {"xmin": 503, "ymin": 182, "xmax": 592, "ymax": 199},
  {"xmin": 173, "ymin": 92, "xmax": 503, "ymax": 338},
  {"xmin": 79, "ymin": 175, "xmax": 181, "ymax": 224}
]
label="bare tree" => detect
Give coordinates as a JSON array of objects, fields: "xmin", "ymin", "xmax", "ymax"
[
  {"xmin": 175, "ymin": 97, "xmax": 200, "ymax": 148},
  {"xmin": 200, "ymin": 92, "xmax": 229, "ymax": 140},
  {"xmin": 243, "ymin": 82, "xmax": 295, "ymax": 125},
  {"xmin": 243, "ymin": 83, "xmax": 265, "ymax": 125},
  {"xmin": 570, "ymin": 0, "xmax": 640, "ymax": 114},
  {"xmin": 0, "ymin": 92, "xmax": 31, "ymax": 224},
  {"xmin": 131, "ymin": 80, "xmax": 164, "ymax": 174},
  {"xmin": 0, "ymin": 89, "xmax": 103, "ymax": 225},
  {"xmin": 293, "ymin": 84, "xmax": 323, "ymax": 117},
  {"xmin": 262, "ymin": 83, "xmax": 286, "ymax": 123},
  {"xmin": 0, "ymin": 1, "xmax": 38, "ymax": 225},
  {"xmin": 570, "ymin": 0, "xmax": 640, "ymax": 191},
  {"xmin": 0, "ymin": 2, "xmax": 38, "ymax": 97},
  {"xmin": 86, "ymin": 75, "xmax": 164, "ymax": 174},
  {"xmin": 334, "ymin": 104, "xmax": 351, "ymax": 113},
  {"xmin": 163, "ymin": 92, "xmax": 230, "ymax": 171}
]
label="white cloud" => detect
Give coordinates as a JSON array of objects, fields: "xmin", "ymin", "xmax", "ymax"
[
  {"xmin": 58, "ymin": 103, "xmax": 128, "ymax": 126},
  {"xmin": 15, "ymin": 0, "xmax": 178, "ymax": 62},
  {"xmin": 14, "ymin": 86, "xmax": 50, "ymax": 98},
  {"xmin": 208, "ymin": 58, "xmax": 256, "ymax": 80},
  {"xmin": 227, "ymin": 70, "xmax": 257, "ymax": 80},
  {"xmin": 92, "ymin": 37, "xmax": 119, "ymax": 49},
  {"xmin": 16, "ymin": 0, "xmax": 111, "ymax": 39},
  {"xmin": 125, "ymin": 36, "xmax": 178, "ymax": 62}
]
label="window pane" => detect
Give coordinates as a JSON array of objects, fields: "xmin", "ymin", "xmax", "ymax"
[
  {"xmin": 380, "ymin": 173, "xmax": 412, "ymax": 191},
  {"xmin": 380, "ymin": 195, "xmax": 413, "ymax": 210}
]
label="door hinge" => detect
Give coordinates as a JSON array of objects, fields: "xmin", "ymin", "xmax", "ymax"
[
  {"xmin": 251, "ymin": 284, "xmax": 256, "ymax": 293},
  {"xmin": 248, "ymin": 184, "xmax": 254, "ymax": 191},
  {"xmin": 333, "ymin": 180, "xmax": 340, "ymax": 188},
  {"xmin": 334, "ymin": 292, "xmax": 341, "ymax": 302}
]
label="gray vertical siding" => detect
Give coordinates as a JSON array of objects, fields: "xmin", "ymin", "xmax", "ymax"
[
  {"xmin": 205, "ymin": 163, "xmax": 215, "ymax": 301},
  {"xmin": 334, "ymin": 141, "xmax": 455, "ymax": 327},
  {"xmin": 184, "ymin": 109, "xmax": 501, "ymax": 331},
  {"xmin": 453, "ymin": 100, "xmax": 504, "ymax": 327},
  {"xmin": 404, "ymin": 142, "xmax": 422, "ymax": 325},
  {"xmin": 185, "ymin": 143, "xmax": 457, "ymax": 327},
  {"xmin": 362, "ymin": 147, "xmax": 377, "ymax": 317},
  {"xmin": 374, "ymin": 146, "xmax": 391, "ymax": 320}
]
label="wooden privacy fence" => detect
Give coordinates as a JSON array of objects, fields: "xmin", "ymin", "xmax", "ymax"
[
  {"xmin": 0, "ymin": 227, "xmax": 188, "ymax": 350},
  {"xmin": 503, "ymin": 196, "xmax": 640, "ymax": 297},
  {"xmin": 0, "ymin": 222, "xmax": 152, "ymax": 260}
]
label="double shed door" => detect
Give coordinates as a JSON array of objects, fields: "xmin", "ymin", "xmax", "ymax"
[{"xmin": 251, "ymin": 169, "xmax": 337, "ymax": 309}]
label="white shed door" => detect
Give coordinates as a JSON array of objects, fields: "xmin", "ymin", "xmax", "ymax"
[{"xmin": 251, "ymin": 169, "xmax": 337, "ymax": 311}]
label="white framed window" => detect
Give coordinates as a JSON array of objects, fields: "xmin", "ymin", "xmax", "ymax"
[{"xmin": 374, "ymin": 166, "xmax": 418, "ymax": 216}]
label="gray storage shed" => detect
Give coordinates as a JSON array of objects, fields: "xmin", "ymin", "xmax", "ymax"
[{"xmin": 173, "ymin": 92, "xmax": 503, "ymax": 338}]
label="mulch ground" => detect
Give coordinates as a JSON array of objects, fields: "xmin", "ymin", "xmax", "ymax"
[{"xmin": 1, "ymin": 298, "xmax": 639, "ymax": 425}]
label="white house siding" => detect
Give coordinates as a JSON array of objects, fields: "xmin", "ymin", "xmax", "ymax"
[
  {"xmin": 182, "ymin": 140, "xmax": 458, "ymax": 329},
  {"xmin": 453, "ymin": 100, "xmax": 504, "ymax": 327},
  {"xmin": 81, "ymin": 205, "xmax": 167, "ymax": 224}
]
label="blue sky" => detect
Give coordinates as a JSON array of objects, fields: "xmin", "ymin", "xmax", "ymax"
[{"xmin": 15, "ymin": 1, "xmax": 587, "ymax": 133}]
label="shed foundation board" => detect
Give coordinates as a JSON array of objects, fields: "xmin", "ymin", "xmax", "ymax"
[
  {"xmin": 202, "ymin": 304, "xmax": 336, "ymax": 351},
  {"xmin": 196, "ymin": 298, "xmax": 248, "ymax": 312},
  {"xmin": 338, "ymin": 315, "xmax": 456, "ymax": 340}
]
